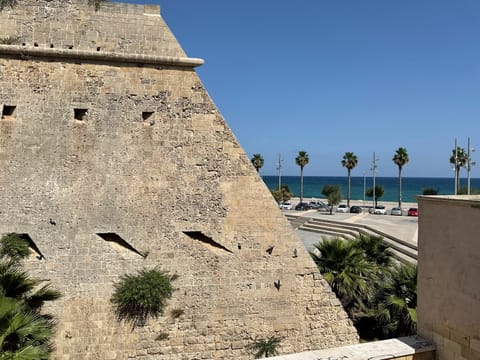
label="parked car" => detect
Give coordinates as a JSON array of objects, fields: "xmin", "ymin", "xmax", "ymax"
[
  {"xmin": 350, "ymin": 205, "xmax": 363, "ymax": 214},
  {"xmin": 308, "ymin": 201, "xmax": 326, "ymax": 209},
  {"xmin": 279, "ymin": 202, "xmax": 292, "ymax": 210},
  {"xmin": 295, "ymin": 202, "xmax": 312, "ymax": 211},
  {"xmin": 407, "ymin": 207, "xmax": 418, "ymax": 216},
  {"xmin": 371, "ymin": 205, "xmax": 387, "ymax": 215},
  {"xmin": 390, "ymin": 207, "xmax": 403, "ymax": 216},
  {"xmin": 337, "ymin": 204, "xmax": 349, "ymax": 213}
]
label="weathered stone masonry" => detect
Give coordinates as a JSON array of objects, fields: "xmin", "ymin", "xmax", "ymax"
[{"xmin": 0, "ymin": 1, "xmax": 358, "ymax": 358}]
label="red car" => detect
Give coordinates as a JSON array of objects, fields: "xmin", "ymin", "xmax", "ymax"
[{"xmin": 407, "ymin": 208, "xmax": 418, "ymax": 216}]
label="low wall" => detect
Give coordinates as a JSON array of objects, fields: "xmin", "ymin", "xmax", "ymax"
[{"xmin": 269, "ymin": 336, "xmax": 434, "ymax": 360}]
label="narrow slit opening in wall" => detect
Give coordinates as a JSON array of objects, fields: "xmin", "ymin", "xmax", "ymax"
[
  {"xmin": 183, "ymin": 231, "xmax": 233, "ymax": 254},
  {"xmin": 74, "ymin": 108, "xmax": 88, "ymax": 121},
  {"xmin": 1, "ymin": 105, "xmax": 16, "ymax": 120},
  {"xmin": 96, "ymin": 233, "xmax": 146, "ymax": 258},
  {"xmin": 142, "ymin": 111, "xmax": 154, "ymax": 121}
]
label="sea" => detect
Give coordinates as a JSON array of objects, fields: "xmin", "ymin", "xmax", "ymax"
[{"xmin": 261, "ymin": 176, "xmax": 480, "ymax": 203}]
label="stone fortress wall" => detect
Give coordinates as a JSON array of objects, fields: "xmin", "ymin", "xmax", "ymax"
[{"xmin": 0, "ymin": 1, "xmax": 358, "ymax": 358}]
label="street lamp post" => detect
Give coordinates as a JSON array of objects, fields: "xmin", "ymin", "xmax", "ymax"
[
  {"xmin": 277, "ymin": 153, "xmax": 283, "ymax": 191},
  {"xmin": 467, "ymin": 137, "xmax": 476, "ymax": 195},
  {"xmin": 363, "ymin": 171, "xmax": 366, "ymax": 207},
  {"xmin": 372, "ymin": 152, "xmax": 378, "ymax": 208}
]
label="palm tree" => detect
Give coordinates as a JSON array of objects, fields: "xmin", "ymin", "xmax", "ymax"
[
  {"xmin": 356, "ymin": 234, "xmax": 391, "ymax": 267},
  {"xmin": 0, "ymin": 234, "xmax": 61, "ymax": 358},
  {"xmin": 251, "ymin": 153, "xmax": 264, "ymax": 173},
  {"xmin": 248, "ymin": 336, "xmax": 283, "ymax": 358},
  {"xmin": 310, "ymin": 237, "xmax": 378, "ymax": 310},
  {"xmin": 373, "ymin": 263, "xmax": 417, "ymax": 339},
  {"xmin": 392, "ymin": 147, "xmax": 409, "ymax": 208},
  {"xmin": 295, "ymin": 150, "xmax": 309, "ymax": 203},
  {"xmin": 450, "ymin": 146, "xmax": 467, "ymax": 194},
  {"xmin": 0, "ymin": 295, "xmax": 54, "ymax": 359},
  {"xmin": 341, "ymin": 152, "xmax": 358, "ymax": 207}
]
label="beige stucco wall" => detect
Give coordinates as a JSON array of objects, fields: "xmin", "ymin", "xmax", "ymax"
[
  {"xmin": 0, "ymin": 1, "xmax": 358, "ymax": 358},
  {"xmin": 417, "ymin": 195, "xmax": 480, "ymax": 360}
]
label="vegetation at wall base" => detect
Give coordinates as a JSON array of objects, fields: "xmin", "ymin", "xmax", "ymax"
[
  {"xmin": 0, "ymin": 233, "xmax": 61, "ymax": 358},
  {"xmin": 248, "ymin": 335, "xmax": 283, "ymax": 358},
  {"xmin": 111, "ymin": 268, "xmax": 175, "ymax": 328},
  {"xmin": 310, "ymin": 234, "xmax": 417, "ymax": 340}
]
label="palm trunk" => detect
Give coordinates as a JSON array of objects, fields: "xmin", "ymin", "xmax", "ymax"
[
  {"xmin": 456, "ymin": 165, "xmax": 460, "ymax": 193},
  {"xmin": 300, "ymin": 167, "xmax": 304, "ymax": 203},
  {"xmin": 347, "ymin": 169, "xmax": 351, "ymax": 208},
  {"xmin": 398, "ymin": 167, "xmax": 402, "ymax": 208}
]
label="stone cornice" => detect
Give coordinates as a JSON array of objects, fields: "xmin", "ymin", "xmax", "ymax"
[{"xmin": 0, "ymin": 45, "xmax": 204, "ymax": 68}]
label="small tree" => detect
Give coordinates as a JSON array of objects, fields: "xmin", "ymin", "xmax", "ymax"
[
  {"xmin": 271, "ymin": 185, "xmax": 292, "ymax": 203},
  {"xmin": 366, "ymin": 185, "xmax": 384, "ymax": 206},
  {"xmin": 321, "ymin": 184, "xmax": 342, "ymax": 214}
]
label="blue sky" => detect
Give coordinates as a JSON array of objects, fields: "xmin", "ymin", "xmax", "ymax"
[{"xmin": 119, "ymin": 0, "xmax": 479, "ymax": 178}]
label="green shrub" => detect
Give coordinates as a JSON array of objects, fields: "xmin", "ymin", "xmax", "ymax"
[
  {"xmin": 111, "ymin": 268, "xmax": 175, "ymax": 327},
  {"xmin": 422, "ymin": 187, "xmax": 439, "ymax": 195}
]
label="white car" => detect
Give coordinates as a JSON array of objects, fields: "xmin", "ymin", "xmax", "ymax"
[
  {"xmin": 279, "ymin": 202, "xmax": 292, "ymax": 210},
  {"xmin": 372, "ymin": 205, "xmax": 387, "ymax": 215},
  {"xmin": 337, "ymin": 204, "xmax": 350, "ymax": 213},
  {"xmin": 390, "ymin": 207, "xmax": 403, "ymax": 216}
]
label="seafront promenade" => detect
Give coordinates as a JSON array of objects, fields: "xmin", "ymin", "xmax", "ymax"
[{"xmin": 284, "ymin": 197, "xmax": 419, "ymax": 263}]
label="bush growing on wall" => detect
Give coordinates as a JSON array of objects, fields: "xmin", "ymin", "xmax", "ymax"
[{"xmin": 111, "ymin": 268, "xmax": 176, "ymax": 327}]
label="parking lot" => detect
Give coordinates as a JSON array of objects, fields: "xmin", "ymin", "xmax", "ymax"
[{"xmin": 282, "ymin": 205, "xmax": 418, "ymax": 247}]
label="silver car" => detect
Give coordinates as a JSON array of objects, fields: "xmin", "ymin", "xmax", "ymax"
[
  {"xmin": 390, "ymin": 207, "xmax": 403, "ymax": 216},
  {"xmin": 337, "ymin": 204, "xmax": 350, "ymax": 213}
]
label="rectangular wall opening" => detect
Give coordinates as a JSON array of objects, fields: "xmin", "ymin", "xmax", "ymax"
[
  {"xmin": 1, "ymin": 105, "xmax": 16, "ymax": 120},
  {"xmin": 142, "ymin": 111, "xmax": 154, "ymax": 121},
  {"xmin": 74, "ymin": 108, "xmax": 88, "ymax": 121}
]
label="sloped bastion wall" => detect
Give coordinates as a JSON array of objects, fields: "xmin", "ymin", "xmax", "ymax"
[{"xmin": 0, "ymin": 1, "xmax": 358, "ymax": 358}]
